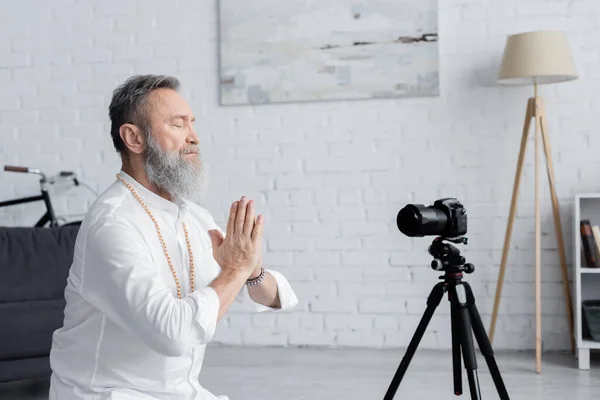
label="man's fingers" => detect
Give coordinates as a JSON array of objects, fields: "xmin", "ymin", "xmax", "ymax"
[
  {"xmin": 251, "ymin": 214, "xmax": 264, "ymax": 242},
  {"xmin": 214, "ymin": 229, "xmax": 225, "ymax": 242},
  {"xmin": 235, "ymin": 196, "xmax": 248, "ymax": 235},
  {"xmin": 226, "ymin": 201, "xmax": 238, "ymax": 236},
  {"xmin": 208, "ymin": 229, "xmax": 224, "ymax": 248},
  {"xmin": 243, "ymin": 200, "xmax": 255, "ymax": 236}
]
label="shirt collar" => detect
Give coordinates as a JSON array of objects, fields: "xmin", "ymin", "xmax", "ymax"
[{"xmin": 116, "ymin": 170, "xmax": 188, "ymax": 217}]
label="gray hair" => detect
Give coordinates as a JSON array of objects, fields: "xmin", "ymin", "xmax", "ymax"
[{"xmin": 108, "ymin": 74, "xmax": 180, "ymax": 156}]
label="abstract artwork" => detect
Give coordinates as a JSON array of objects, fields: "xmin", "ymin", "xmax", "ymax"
[{"xmin": 218, "ymin": 0, "xmax": 439, "ymax": 106}]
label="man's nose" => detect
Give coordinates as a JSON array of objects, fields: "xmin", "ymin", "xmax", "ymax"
[{"xmin": 188, "ymin": 125, "xmax": 200, "ymax": 144}]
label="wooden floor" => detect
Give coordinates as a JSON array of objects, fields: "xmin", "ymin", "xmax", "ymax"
[{"xmin": 1, "ymin": 346, "xmax": 599, "ymax": 399}]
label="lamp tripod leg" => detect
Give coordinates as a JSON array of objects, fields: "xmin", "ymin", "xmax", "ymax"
[
  {"xmin": 534, "ymin": 97, "xmax": 542, "ymax": 374},
  {"xmin": 489, "ymin": 98, "xmax": 534, "ymax": 343},
  {"xmin": 538, "ymin": 100, "xmax": 575, "ymax": 353}
]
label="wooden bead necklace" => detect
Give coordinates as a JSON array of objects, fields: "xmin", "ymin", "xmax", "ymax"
[{"xmin": 117, "ymin": 174, "xmax": 195, "ymax": 299}]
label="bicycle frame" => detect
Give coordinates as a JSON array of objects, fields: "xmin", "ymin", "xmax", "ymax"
[
  {"xmin": 0, "ymin": 192, "xmax": 58, "ymax": 227},
  {"xmin": 0, "ymin": 166, "xmax": 59, "ymax": 227}
]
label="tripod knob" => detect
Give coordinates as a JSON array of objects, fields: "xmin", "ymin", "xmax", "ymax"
[
  {"xmin": 464, "ymin": 263, "xmax": 475, "ymax": 273},
  {"xmin": 431, "ymin": 259, "xmax": 444, "ymax": 271}
]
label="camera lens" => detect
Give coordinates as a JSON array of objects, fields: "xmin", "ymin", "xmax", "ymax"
[{"xmin": 396, "ymin": 204, "xmax": 448, "ymax": 237}]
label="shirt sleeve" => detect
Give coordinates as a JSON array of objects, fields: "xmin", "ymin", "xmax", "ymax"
[
  {"xmin": 209, "ymin": 226, "xmax": 299, "ymax": 312},
  {"xmin": 235, "ymin": 268, "xmax": 299, "ymax": 312},
  {"xmin": 80, "ymin": 216, "xmax": 221, "ymax": 357}
]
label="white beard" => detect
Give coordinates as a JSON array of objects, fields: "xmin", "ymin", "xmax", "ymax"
[{"xmin": 143, "ymin": 131, "xmax": 205, "ymax": 204}]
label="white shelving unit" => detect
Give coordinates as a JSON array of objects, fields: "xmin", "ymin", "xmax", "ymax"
[{"xmin": 574, "ymin": 194, "xmax": 600, "ymax": 370}]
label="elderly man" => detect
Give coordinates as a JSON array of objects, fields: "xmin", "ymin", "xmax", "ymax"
[{"xmin": 48, "ymin": 75, "xmax": 298, "ymax": 399}]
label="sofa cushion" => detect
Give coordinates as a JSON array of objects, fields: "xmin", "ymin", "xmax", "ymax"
[
  {"xmin": 0, "ymin": 356, "xmax": 51, "ymax": 383},
  {"xmin": 0, "ymin": 226, "xmax": 79, "ymax": 303},
  {"xmin": 0, "ymin": 299, "xmax": 66, "ymax": 360}
]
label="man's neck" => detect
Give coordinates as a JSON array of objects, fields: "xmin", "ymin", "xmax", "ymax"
[{"xmin": 121, "ymin": 162, "xmax": 171, "ymax": 202}]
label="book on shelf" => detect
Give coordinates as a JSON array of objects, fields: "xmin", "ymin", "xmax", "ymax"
[{"xmin": 581, "ymin": 219, "xmax": 600, "ymax": 268}]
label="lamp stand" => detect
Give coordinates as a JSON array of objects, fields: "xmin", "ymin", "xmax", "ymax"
[{"xmin": 488, "ymin": 82, "xmax": 574, "ymax": 374}]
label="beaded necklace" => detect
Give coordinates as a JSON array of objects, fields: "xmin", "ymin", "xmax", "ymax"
[{"xmin": 116, "ymin": 174, "xmax": 195, "ymax": 299}]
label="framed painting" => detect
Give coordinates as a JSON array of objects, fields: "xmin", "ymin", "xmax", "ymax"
[{"xmin": 218, "ymin": 0, "xmax": 439, "ymax": 105}]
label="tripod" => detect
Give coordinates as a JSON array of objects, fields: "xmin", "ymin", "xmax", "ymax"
[{"xmin": 384, "ymin": 237, "xmax": 510, "ymax": 400}]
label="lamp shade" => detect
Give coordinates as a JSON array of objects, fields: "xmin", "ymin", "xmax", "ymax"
[{"xmin": 498, "ymin": 30, "xmax": 577, "ymax": 85}]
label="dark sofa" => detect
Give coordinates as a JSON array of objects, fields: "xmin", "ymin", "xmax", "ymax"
[{"xmin": 0, "ymin": 225, "xmax": 80, "ymax": 383}]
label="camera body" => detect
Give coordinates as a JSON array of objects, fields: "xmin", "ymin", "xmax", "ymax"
[
  {"xmin": 432, "ymin": 198, "xmax": 467, "ymax": 238},
  {"xmin": 396, "ymin": 197, "xmax": 467, "ymax": 238}
]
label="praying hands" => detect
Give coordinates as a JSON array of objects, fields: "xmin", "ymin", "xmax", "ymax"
[
  {"xmin": 207, "ymin": 196, "xmax": 263, "ymax": 278},
  {"xmin": 207, "ymin": 196, "xmax": 282, "ymax": 319}
]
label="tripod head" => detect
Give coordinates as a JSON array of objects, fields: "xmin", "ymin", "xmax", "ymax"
[{"xmin": 428, "ymin": 236, "xmax": 474, "ymax": 280}]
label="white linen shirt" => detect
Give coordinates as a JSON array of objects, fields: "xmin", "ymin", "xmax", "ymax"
[{"xmin": 48, "ymin": 170, "xmax": 298, "ymax": 400}]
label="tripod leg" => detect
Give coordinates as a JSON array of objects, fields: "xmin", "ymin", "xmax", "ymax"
[
  {"xmin": 451, "ymin": 299, "xmax": 462, "ymax": 395},
  {"xmin": 539, "ymin": 103, "xmax": 575, "ymax": 353},
  {"xmin": 464, "ymin": 282, "xmax": 511, "ymax": 400},
  {"xmin": 490, "ymin": 98, "xmax": 534, "ymax": 343},
  {"xmin": 450, "ymin": 284, "xmax": 482, "ymax": 400},
  {"xmin": 383, "ymin": 282, "xmax": 446, "ymax": 400}
]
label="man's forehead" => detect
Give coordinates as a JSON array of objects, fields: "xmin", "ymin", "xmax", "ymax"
[{"xmin": 148, "ymin": 88, "xmax": 193, "ymax": 117}]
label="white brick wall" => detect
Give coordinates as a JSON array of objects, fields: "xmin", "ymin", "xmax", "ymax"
[{"xmin": 1, "ymin": 0, "xmax": 598, "ymax": 351}]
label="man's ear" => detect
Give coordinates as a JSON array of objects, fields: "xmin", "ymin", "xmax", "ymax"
[{"xmin": 119, "ymin": 123, "xmax": 145, "ymax": 155}]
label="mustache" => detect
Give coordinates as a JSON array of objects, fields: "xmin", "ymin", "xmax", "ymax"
[{"xmin": 180, "ymin": 145, "xmax": 199, "ymax": 155}]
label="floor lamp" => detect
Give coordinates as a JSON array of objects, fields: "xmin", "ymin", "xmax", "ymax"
[{"xmin": 488, "ymin": 31, "xmax": 578, "ymax": 374}]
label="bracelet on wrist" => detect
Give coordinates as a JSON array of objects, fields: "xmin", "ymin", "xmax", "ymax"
[{"xmin": 246, "ymin": 267, "xmax": 266, "ymax": 286}]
